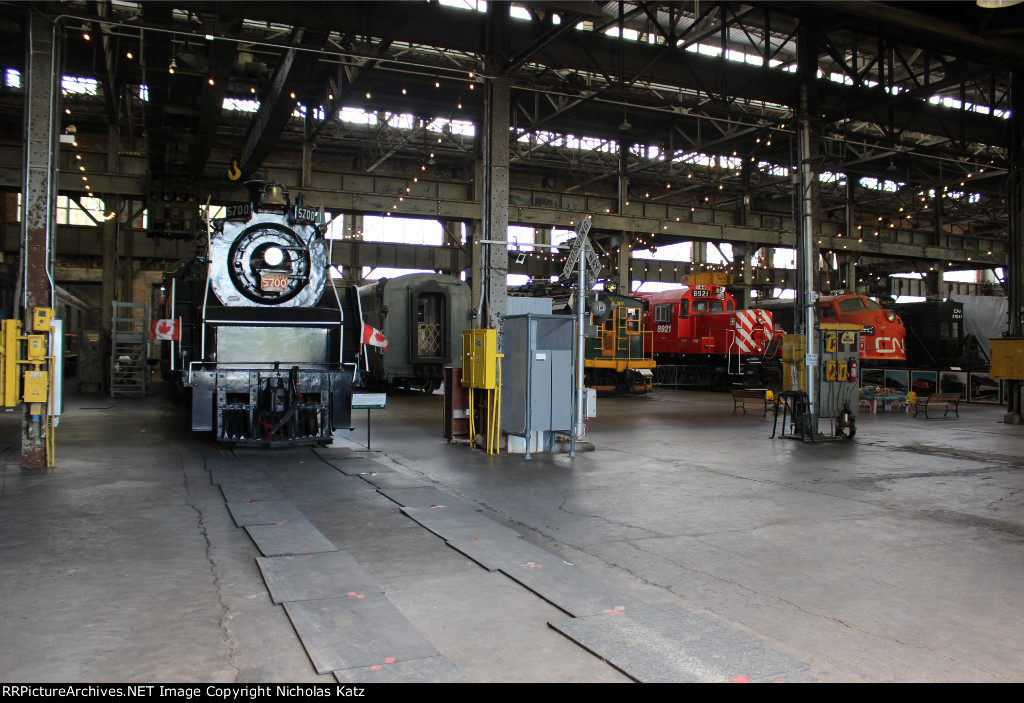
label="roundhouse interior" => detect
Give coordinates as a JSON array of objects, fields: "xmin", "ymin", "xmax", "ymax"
[{"xmin": 0, "ymin": 0, "xmax": 1023, "ymax": 685}]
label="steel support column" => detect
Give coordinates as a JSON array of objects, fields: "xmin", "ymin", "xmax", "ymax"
[
  {"xmin": 732, "ymin": 243, "xmax": 753, "ymax": 309},
  {"xmin": 1005, "ymin": 72, "xmax": 1023, "ymax": 422},
  {"xmin": 20, "ymin": 12, "xmax": 60, "ymax": 468},
  {"xmin": 796, "ymin": 22, "xmax": 821, "ymax": 431},
  {"xmin": 482, "ymin": 78, "xmax": 510, "ymax": 334},
  {"xmin": 101, "ymin": 124, "xmax": 120, "ymax": 393},
  {"xmin": 302, "ymin": 112, "xmax": 314, "ymax": 188},
  {"xmin": 340, "ymin": 213, "xmax": 362, "ymax": 285},
  {"xmin": 617, "ymin": 141, "xmax": 631, "ymax": 293},
  {"xmin": 440, "ymin": 219, "xmax": 462, "ymax": 277}
]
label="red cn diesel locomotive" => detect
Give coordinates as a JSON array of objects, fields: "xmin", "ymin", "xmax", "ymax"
[
  {"xmin": 636, "ymin": 285, "xmax": 784, "ymax": 389},
  {"xmin": 817, "ymin": 293, "xmax": 906, "ymax": 363},
  {"xmin": 755, "ymin": 292, "xmax": 907, "ymax": 364}
]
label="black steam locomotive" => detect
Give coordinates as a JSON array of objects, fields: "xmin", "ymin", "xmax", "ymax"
[{"xmin": 162, "ymin": 181, "xmax": 361, "ymax": 447}]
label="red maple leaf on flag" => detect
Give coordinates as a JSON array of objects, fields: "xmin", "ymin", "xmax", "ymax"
[
  {"xmin": 361, "ymin": 322, "xmax": 389, "ymax": 350},
  {"xmin": 150, "ymin": 319, "xmax": 180, "ymax": 341}
]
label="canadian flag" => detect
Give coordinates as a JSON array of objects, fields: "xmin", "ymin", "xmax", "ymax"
[
  {"xmin": 150, "ymin": 318, "xmax": 180, "ymax": 341},
  {"xmin": 361, "ymin": 322, "xmax": 389, "ymax": 350}
]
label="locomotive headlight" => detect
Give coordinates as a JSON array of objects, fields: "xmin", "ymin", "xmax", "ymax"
[
  {"xmin": 886, "ymin": 310, "xmax": 896, "ymax": 322},
  {"xmin": 263, "ymin": 246, "xmax": 285, "ymax": 267}
]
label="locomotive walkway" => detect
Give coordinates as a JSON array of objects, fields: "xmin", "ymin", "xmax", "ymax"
[{"xmin": 1, "ymin": 384, "xmax": 1023, "ymax": 682}]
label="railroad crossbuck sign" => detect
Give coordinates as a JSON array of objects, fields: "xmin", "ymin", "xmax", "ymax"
[{"xmin": 560, "ymin": 215, "xmax": 600, "ymax": 286}]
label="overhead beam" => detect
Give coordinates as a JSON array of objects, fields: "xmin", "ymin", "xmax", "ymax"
[
  {"xmin": 189, "ymin": 28, "xmax": 242, "ymax": 177},
  {"xmin": 239, "ymin": 26, "xmax": 330, "ymax": 180}
]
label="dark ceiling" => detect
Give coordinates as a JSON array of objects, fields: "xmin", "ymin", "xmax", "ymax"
[{"xmin": 0, "ymin": 1, "xmax": 1021, "ymax": 245}]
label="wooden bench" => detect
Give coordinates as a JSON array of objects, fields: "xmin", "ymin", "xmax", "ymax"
[
  {"xmin": 913, "ymin": 391, "xmax": 963, "ymax": 419},
  {"xmin": 732, "ymin": 388, "xmax": 772, "ymax": 416}
]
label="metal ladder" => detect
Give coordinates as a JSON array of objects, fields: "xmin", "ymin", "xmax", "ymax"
[{"xmin": 111, "ymin": 302, "xmax": 148, "ymax": 397}]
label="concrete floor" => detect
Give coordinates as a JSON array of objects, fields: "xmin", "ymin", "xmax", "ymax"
[{"xmin": 1, "ymin": 383, "xmax": 1022, "ymax": 683}]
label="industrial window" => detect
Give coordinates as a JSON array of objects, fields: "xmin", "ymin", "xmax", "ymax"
[{"xmin": 654, "ymin": 304, "xmax": 672, "ymax": 323}]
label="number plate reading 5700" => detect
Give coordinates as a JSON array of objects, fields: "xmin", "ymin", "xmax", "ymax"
[{"xmin": 261, "ymin": 272, "xmax": 288, "ymax": 292}]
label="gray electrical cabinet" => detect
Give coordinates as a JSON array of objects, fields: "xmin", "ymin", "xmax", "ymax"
[
  {"xmin": 501, "ymin": 314, "xmax": 574, "ymax": 451},
  {"xmin": 817, "ymin": 324, "xmax": 861, "ymax": 419}
]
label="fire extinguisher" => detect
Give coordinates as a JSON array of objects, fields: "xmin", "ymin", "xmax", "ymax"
[{"xmin": 848, "ymin": 358, "xmax": 858, "ymax": 383}]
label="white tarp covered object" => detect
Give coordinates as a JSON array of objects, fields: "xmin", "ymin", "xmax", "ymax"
[{"xmin": 951, "ymin": 295, "xmax": 1008, "ymax": 358}]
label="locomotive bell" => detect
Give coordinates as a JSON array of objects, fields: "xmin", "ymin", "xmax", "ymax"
[
  {"xmin": 262, "ymin": 184, "xmax": 287, "ymax": 207},
  {"xmin": 589, "ymin": 293, "xmax": 612, "ymax": 325}
]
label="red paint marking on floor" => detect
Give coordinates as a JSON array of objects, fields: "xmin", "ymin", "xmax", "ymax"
[
  {"xmin": 370, "ymin": 665, "xmax": 381, "ymax": 671},
  {"xmin": 729, "ymin": 675, "xmax": 750, "ymax": 683},
  {"xmin": 517, "ymin": 562, "xmax": 542, "ymax": 569},
  {"xmin": 385, "ymin": 658, "xmax": 396, "ymax": 664}
]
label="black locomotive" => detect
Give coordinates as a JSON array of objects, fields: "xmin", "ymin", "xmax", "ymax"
[
  {"xmin": 888, "ymin": 300, "xmax": 989, "ymax": 370},
  {"xmin": 162, "ymin": 181, "xmax": 361, "ymax": 446}
]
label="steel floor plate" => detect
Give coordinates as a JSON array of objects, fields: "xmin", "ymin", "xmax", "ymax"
[
  {"xmin": 256, "ymin": 551, "xmax": 383, "ymax": 604},
  {"xmin": 328, "ymin": 462, "xmax": 394, "ymax": 478},
  {"xmin": 359, "ymin": 472, "xmax": 430, "ymax": 490},
  {"xmin": 313, "ymin": 446, "xmax": 388, "ymax": 476},
  {"xmin": 226, "ymin": 499, "xmax": 307, "ymax": 527},
  {"xmin": 205, "ymin": 455, "xmax": 268, "ymax": 474},
  {"xmin": 311, "ymin": 447, "xmax": 357, "ymax": 463},
  {"xmin": 548, "ymin": 604, "xmax": 812, "ymax": 683},
  {"xmin": 445, "ymin": 535, "xmax": 568, "ymax": 572},
  {"xmin": 283, "ymin": 595, "xmax": 439, "ymax": 674},
  {"xmin": 333, "ymin": 655, "xmax": 469, "ymax": 683},
  {"xmin": 210, "ymin": 467, "xmax": 268, "ymax": 486},
  {"xmin": 499, "ymin": 561, "xmax": 647, "ymax": 618},
  {"xmin": 218, "ymin": 481, "xmax": 286, "ymax": 503},
  {"xmin": 376, "ymin": 486, "xmax": 459, "ymax": 508},
  {"xmin": 244, "ymin": 519, "xmax": 339, "ymax": 557},
  {"xmin": 400, "ymin": 506, "xmax": 522, "ymax": 542}
]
